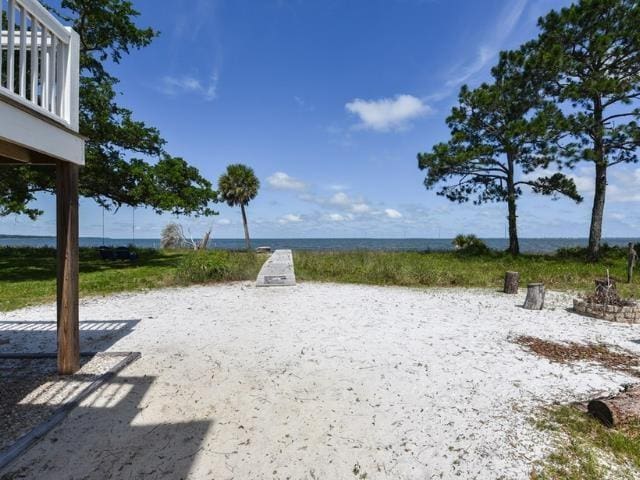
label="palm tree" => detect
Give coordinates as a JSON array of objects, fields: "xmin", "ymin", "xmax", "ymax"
[{"xmin": 218, "ymin": 164, "xmax": 260, "ymax": 250}]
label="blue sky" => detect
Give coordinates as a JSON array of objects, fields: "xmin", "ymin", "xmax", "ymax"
[{"xmin": 3, "ymin": 0, "xmax": 639, "ymax": 239}]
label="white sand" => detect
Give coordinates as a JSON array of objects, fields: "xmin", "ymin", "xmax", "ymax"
[{"xmin": 1, "ymin": 282, "xmax": 640, "ymax": 479}]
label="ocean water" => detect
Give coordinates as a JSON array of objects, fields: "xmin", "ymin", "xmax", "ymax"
[{"xmin": 0, "ymin": 236, "xmax": 637, "ymax": 254}]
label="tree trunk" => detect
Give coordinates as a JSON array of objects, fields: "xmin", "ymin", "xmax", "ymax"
[
  {"xmin": 524, "ymin": 283, "xmax": 545, "ymax": 310},
  {"xmin": 506, "ymin": 152, "xmax": 519, "ymax": 256},
  {"xmin": 241, "ymin": 204, "xmax": 251, "ymax": 251},
  {"xmin": 588, "ymin": 96, "xmax": 606, "ymax": 261},
  {"xmin": 504, "ymin": 271, "xmax": 520, "ymax": 294},
  {"xmin": 588, "ymin": 162, "xmax": 607, "ymax": 261},
  {"xmin": 588, "ymin": 386, "xmax": 640, "ymax": 428}
]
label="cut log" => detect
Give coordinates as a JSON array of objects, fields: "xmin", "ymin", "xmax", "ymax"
[
  {"xmin": 588, "ymin": 387, "xmax": 640, "ymax": 428},
  {"xmin": 504, "ymin": 271, "xmax": 520, "ymax": 294},
  {"xmin": 523, "ymin": 283, "xmax": 545, "ymax": 310}
]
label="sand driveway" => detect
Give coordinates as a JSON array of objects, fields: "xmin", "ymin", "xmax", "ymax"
[{"xmin": 1, "ymin": 282, "xmax": 639, "ymax": 479}]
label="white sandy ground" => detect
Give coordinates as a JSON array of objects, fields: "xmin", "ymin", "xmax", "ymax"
[{"xmin": 1, "ymin": 282, "xmax": 640, "ymax": 479}]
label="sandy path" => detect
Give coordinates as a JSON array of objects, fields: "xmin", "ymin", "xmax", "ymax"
[{"xmin": 1, "ymin": 282, "xmax": 639, "ymax": 479}]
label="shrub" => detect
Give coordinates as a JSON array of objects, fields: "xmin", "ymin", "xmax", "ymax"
[
  {"xmin": 452, "ymin": 234, "xmax": 490, "ymax": 255},
  {"xmin": 175, "ymin": 251, "xmax": 230, "ymax": 283}
]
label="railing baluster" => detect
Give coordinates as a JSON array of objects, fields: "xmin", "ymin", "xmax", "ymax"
[
  {"xmin": 42, "ymin": 26, "xmax": 49, "ymax": 109},
  {"xmin": 30, "ymin": 17, "xmax": 39, "ymax": 104},
  {"xmin": 0, "ymin": 0, "xmax": 4, "ymax": 88},
  {"xmin": 49, "ymin": 34, "xmax": 57, "ymax": 113},
  {"xmin": 56, "ymin": 38, "xmax": 65, "ymax": 116},
  {"xmin": 1, "ymin": 0, "xmax": 78, "ymax": 128},
  {"xmin": 19, "ymin": 5, "xmax": 28, "ymax": 97},
  {"xmin": 7, "ymin": 0, "xmax": 16, "ymax": 92}
]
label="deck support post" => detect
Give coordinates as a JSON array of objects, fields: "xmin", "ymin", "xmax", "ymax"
[{"xmin": 56, "ymin": 161, "xmax": 80, "ymax": 374}]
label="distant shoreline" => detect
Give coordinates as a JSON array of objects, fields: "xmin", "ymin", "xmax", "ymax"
[{"xmin": 0, "ymin": 236, "xmax": 637, "ymax": 254}]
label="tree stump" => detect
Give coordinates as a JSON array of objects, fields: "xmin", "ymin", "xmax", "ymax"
[
  {"xmin": 503, "ymin": 271, "xmax": 520, "ymax": 294},
  {"xmin": 588, "ymin": 387, "xmax": 640, "ymax": 428},
  {"xmin": 523, "ymin": 283, "xmax": 545, "ymax": 310}
]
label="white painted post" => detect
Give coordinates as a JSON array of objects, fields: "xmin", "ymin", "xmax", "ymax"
[
  {"xmin": 7, "ymin": 0, "xmax": 16, "ymax": 92},
  {"xmin": 49, "ymin": 34, "xmax": 56, "ymax": 113},
  {"xmin": 19, "ymin": 5, "xmax": 27, "ymax": 97},
  {"xmin": 30, "ymin": 18, "xmax": 39, "ymax": 104},
  {"xmin": 42, "ymin": 26, "xmax": 49, "ymax": 109},
  {"xmin": 65, "ymin": 27, "xmax": 80, "ymax": 131}
]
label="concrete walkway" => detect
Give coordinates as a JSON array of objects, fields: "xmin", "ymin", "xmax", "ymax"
[{"xmin": 256, "ymin": 249, "xmax": 296, "ymax": 287}]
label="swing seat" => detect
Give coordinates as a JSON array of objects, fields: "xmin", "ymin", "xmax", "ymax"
[{"xmin": 99, "ymin": 246, "xmax": 139, "ymax": 262}]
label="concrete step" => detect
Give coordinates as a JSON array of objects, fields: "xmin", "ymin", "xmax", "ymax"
[{"xmin": 256, "ymin": 249, "xmax": 296, "ymax": 287}]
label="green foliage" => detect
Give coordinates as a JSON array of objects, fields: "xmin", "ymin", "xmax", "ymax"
[
  {"xmin": 556, "ymin": 243, "xmax": 640, "ymax": 261},
  {"xmin": 218, "ymin": 164, "xmax": 260, "ymax": 249},
  {"xmin": 175, "ymin": 252, "xmax": 231, "ymax": 283},
  {"xmin": 452, "ymin": 234, "xmax": 490, "ymax": 255},
  {"xmin": 217, "ymin": 164, "xmax": 261, "ymax": 208},
  {"xmin": 533, "ymin": 0, "xmax": 640, "ymax": 258},
  {"xmin": 418, "ymin": 49, "xmax": 581, "ymax": 255},
  {"xmin": 0, "ymin": 0, "xmax": 217, "ymax": 219}
]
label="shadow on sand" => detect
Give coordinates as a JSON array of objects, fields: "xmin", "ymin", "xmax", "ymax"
[
  {"xmin": 0, "ymin": 319, "xmax": 141, "ymax": 354},
  {"xmin": 1, "ymin": 374, "xmax": 212, "ymax": 479}
]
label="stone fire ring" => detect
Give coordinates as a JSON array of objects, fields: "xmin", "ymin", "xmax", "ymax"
[{"xmin": 573, "ymin": 299, "xmax": 640, "ymax": 324}]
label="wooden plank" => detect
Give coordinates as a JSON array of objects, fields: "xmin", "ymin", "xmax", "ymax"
[
  {"xmin": 56, "ymin": 161, "xmax": 80, "ymax": 375},
  {"xmin": 0, "ymin": 139, "xmax": 31, "ymax": 163},
  {"xmin": 0, "ymin": 99, "xmax": 85, "ymax": 165}
]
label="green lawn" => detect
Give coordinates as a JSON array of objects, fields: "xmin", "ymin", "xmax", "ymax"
[
  {"xmin": 1, "ymin": 245, "xmax": 637, "ymax": 312},
  {"xmin": 0, "ymin": 247, "xmax": 265, "ymax": 312}
]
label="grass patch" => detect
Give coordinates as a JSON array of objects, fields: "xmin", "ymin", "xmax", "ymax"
[
  {"xmin": 294, "ymin": 250, "xmax": 639, "ymax": 297},
  {"xmin": 0, "ymin": 247, "xmax": 265, "ymax": 312},
  {"xmin": 0, "ymin": 246, "xmax": 638, "ymax": 312},
  {"xmin": 533, "ymin": 405, "xmax": 640, "ymax": 479}
]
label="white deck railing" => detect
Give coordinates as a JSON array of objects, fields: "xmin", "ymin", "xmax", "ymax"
[{"xmin": 0, "ymin": 0, "xmax": 79, "ymax": 131}]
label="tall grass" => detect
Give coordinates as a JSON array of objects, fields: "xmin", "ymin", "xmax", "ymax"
[
  {"xmin": 294, "ymin": 250, "xmax": 638, "ymax": 297},
  {"xmin": 0, "ymin": 246, "xmax": 637, "ymax": 312}
]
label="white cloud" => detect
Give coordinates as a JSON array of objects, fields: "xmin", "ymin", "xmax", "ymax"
[
  {"xmin": 267, "ymin": 172, "xmax": 307, "ymax": 191},
  {"xmin": 352, "ymin": 203, "xmax": 371, "ymax": 213},
  {"xmin": 216, "ymin": 218, "xmax": 231, "ymax": 225},
  {"xmin": 159, "ymin": 74, "xmax": 218, "ymax": 101},
  {"xmin": 325, "ymin": 213, "xmax": 349, "ymax": 222},
  {"xmin": 345, "ymin": 94, "xmax": 431, "ymax": 132},
  {"xmin": 329, "ymin": 192, "xmax": 351, "ymax": 207},
  {"xmin": 279, "ymin": 214, "xmax": 302, "ymax": 224},
  {"xmin": 608, "ymin": 168, "xmax": 640, "ymax": 202},
  {"xmin": 443, "ymin": 0, "xmax": 529, "ymax": 89},
  {"xmin": 328, "ymin": 192, "xmax": 372, "ymax": 213},
  {"xmin": 327, "ymin": 183, "xmax": 349, "ymax": 191},
  {"xmin": 385, "ymin": 208, "xmax": 403, "ymax": 219}
]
